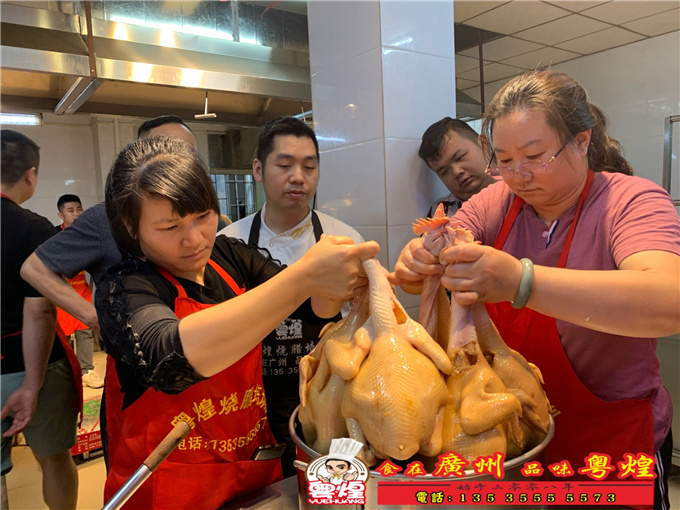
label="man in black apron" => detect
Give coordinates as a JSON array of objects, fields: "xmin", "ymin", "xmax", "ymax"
[{"xmin": 219, "ymin": 117, "xmax": 364, "ymax": 477}]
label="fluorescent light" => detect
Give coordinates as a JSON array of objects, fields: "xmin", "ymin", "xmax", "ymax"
[{"xmin": 0, "ymin": 113, "xmax": 42, "ymax": 126}]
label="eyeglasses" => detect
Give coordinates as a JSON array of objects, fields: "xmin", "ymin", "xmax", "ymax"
[{"xmin": 484, "ymin": 140, "xmax": 569, "ymax": 178}]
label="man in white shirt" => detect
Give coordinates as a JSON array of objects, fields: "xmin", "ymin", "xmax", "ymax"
[
  {"xmin": 219, "ymin": 116, "xmax": 363, "ymax": 477},
  {"xmin": 419, "ymin": 117, "xmax": 496, "ymax": 217}
]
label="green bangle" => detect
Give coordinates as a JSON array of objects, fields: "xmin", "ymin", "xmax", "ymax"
[{"xmin": 511, "ymin": 258, "xmax": 534, "ymax": 309}]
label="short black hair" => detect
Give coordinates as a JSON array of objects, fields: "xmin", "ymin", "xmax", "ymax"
[
  {"xmin": 57, "ymin": 194, "xmax": 82, "ymax": 212},
  {"xmin": 418, "ymin": 117, "xmax": 480, "ymax": 166},
  {"xmin": 137, "ymin": 115, "xmax": 192, "ymax": 139},
  {"xmin": 106, "ymin": 137, "xmax": 219, "ymax": 258},
  {"xmin": 1, "ymin": 130, "xmax": 40, "ymax": 185},
  {"xmin": 256, "ymin": 116, "xmax": 319, "ymax": 165}
]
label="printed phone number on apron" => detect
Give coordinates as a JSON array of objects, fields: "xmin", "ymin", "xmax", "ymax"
[{"xmin": 177, "ymin": 418, "xmax": 268, "ymax": 453}]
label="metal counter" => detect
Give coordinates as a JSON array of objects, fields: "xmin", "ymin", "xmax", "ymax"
[{"xmin": 218, "ymin": 476, "xmax": 299, "ymax": 510}]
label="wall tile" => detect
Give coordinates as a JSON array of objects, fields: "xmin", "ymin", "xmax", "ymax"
[
  {"xmin": 11, "ymin": 123, "xmax": 98, "ymax": 222},
  {"xmin": 308, "ymin": 0, "xmax": 380, "ymax": 75},
  {"xmin": 380, "ymin": 1, "xmax": 454, "ymax": 58},
  {"xmin": 399, "ymin": 291, "xmax": 422, "ymax": 314},
  {"xmin": 317, "ymin": 139, "xmax": 386, "ymax": 228},
  {"xmin": 387, "ymin": 224, "xmax": 420, "ymax": 271},
  {"xmin": 312, "ymin": 48, "xmax": 384, "ymax": 150},
  {"xmin": 615, "ymin": 136, "xmax": 665, "ymax": 186},
  {"xmin": 382, "ymin": 49, "xmax": 456, "ymax": 140},
  {"xmin": 384, "ymin": 138, "xmax": 449, "ymax": 226},
  {"xmin": 404, "ymin": 306, "xmax": 422, "ymax": 322},
  {"xmin": 553, "ymin": 31, "xmax": 679, "ymax": 187}
]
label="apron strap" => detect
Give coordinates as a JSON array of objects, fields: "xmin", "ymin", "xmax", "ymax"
[
  {"xmin": 157, "ymin": 259, "xmax": 245, "ymax": 298},
  {"xmin": 557, "ymin": 169, "xmax": 594, "ymax": 268},
  {"xmin": 248, "ymin": 208, "xmax": 324, "ymax": 244},
  {"xmin": 493, "ymin": 197, "xmax": 524, "ymax": 250},
  {"xmin": 311, "ymin": 210, "xmax": 324, "ymax": 242},
  {"xmin": 247, "ymin": 210, "xmax": 262, "ymax": 246},
  {"xmin": 493, "ymin": 169, "xmax": 595, "ymax": 268},
  {"xmin": 206, "ymin": 259, "xmax": 245, "ymax": 296}
]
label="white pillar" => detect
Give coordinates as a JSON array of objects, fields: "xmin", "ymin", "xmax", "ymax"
[{"xmin": 308, "ymin": 0, "xmax": 456, "ymax": 315}]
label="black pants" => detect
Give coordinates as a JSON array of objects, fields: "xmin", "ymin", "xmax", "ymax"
[{"xmin": 654, "ymin": 427, "xmax": 673, "ymax": 510}]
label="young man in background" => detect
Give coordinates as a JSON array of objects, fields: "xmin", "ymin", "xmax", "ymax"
[
  {"xmin": 419, "ymin": 117, "xmax": 496, "ymax": 217},
  {"xmin": 55, "ymin": 194, "xmax": 104, "ymax": 389},
  {"xmin": 219, "ymin": 116, "xmax": 364, "ymax": 477}
]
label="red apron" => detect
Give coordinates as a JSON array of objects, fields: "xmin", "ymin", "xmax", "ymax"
[
  {"xmin": 485, "ymin": 170, "xmax": 655, "ymax": 485},
  {"xmin": 103, "ymin": 259, "xmax": 282, "ymax": 510}
]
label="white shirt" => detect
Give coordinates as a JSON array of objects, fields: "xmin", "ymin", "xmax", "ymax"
[{"xmin": 218, "ymin": 203, "xmax": 364, "ymax": 266}]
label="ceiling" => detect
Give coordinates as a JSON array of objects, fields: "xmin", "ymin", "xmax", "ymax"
[
  {"xmin": 0, "ymin": 0, "xmax": 313, "ymax": 127},
  {"xmin": 1, "ymin": 1, "xmax": 678, "ymax": 125},
  {"xmin": 455, "ymin": 1, "xmax": 680, "ymax": 103}
]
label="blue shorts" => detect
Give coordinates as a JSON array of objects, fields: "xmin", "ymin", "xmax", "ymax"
[{"xmin": 1, "ymin": 357, "xmax": 78, "ymax": 474}]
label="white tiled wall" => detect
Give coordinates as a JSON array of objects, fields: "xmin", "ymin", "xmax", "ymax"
[
  {"xmin": 309, "ymin": 0, "xmax": 456, "ymax": 270},
  {"xmin": 8, "ymin": 114, "xmax": 100, "ymax": 224},
  {"xmin": 477, "ymin": 31, "xmax": 680, "ymax": 189},
  {"xmin": 554, "ymin": 31, "xmax": 680, "ymax": 188}
]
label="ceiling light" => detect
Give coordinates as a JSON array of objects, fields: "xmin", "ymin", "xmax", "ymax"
[{"xmin": 0, "ymin": 113, "xmax": 43, "ymax": 126}]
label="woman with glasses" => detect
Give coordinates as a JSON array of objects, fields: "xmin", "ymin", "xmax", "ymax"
[
  {"xmin": 391, "ymin": 70, "xmax": 679, "ymax": 510},
  {"xmin": 95, "ymin": 136, "xmax": 379, "ymax": 510}
]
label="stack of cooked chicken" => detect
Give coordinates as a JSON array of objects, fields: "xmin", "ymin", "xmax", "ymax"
[{"xmin": 299, "ymin": 206, "xmax": 551, "ymax": 467}]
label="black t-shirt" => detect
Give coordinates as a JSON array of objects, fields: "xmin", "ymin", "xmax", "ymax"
[
  {"xmin": 96, "ymin": 235, "xmax": 323, "ymax": 409},
  {"xmin": 1, "ymin": 197, "xmax": 66, "ymax": 374}
]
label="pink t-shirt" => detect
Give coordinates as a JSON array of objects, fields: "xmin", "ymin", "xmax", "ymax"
[{"xmin": 455, "ymin": 171, "xmax": 680, "ymax": 450}]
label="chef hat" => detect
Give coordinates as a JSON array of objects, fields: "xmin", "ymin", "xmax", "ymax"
[{"xmin": 327, "ymin": 438, "xmax": 363, "ymax": 463}]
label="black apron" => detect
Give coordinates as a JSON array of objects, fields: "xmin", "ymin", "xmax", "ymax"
[{"xmin": 248, "ymin": 209, "xmax": 342, "ymax": 477}]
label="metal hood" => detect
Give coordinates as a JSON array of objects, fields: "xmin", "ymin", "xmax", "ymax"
[{"xmin": 0, "ymin": 1, "xmax": 312, "ymax": 126}]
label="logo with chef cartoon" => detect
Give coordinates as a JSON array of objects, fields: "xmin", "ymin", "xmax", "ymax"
[{"xmin": 306, "ymin": 438, "xmax": 369, "ymax": 505}]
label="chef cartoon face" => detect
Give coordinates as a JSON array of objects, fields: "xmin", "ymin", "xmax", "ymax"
[{"xmin": 325, "ymin": 459, "xmax": 351, "ymax": 476}]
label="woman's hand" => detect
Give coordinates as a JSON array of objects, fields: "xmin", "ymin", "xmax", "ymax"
[
  {"xmin": 297, "ymin": 235, "xmax": 380, "ymax": 301},
  {"xmin": 387, "ymin": 238, "xmax": 442, "ymax": 294},
  {"xmin": 440, "ymin": 243, "xmax": 523, "ymax": 305}
]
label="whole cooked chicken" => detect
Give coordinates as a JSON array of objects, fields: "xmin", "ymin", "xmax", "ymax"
[
  {"xmin": 297, "ymin": 207, "xmax": 550, "ymax": 466},
  {"xmin": 298, "ymin": 289, "xmax": 371, "ymax": 454},
  {"xmin": 340, "ymin": 258, "xmax": 453, "ymax": 465},
  {"xmin": 471, "ymin": 302, "xmax": 550, "ymax": 456},
  {"xmin": 415, "ymin": 205, "xmax": 539, "ymax": 461}
]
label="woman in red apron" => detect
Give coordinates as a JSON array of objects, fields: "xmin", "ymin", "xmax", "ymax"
[
  {"xmin": 96, "ymin": 136, "xmax": 379, "ymax": 510},
  {"xmin": 391, "ymin": 70, "xmax": 679, "ymax": 510}
]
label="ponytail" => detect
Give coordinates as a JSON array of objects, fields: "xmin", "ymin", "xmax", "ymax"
[{"xmin": 587, "ymin": 105, "xmax": 633, "ymax": 175}]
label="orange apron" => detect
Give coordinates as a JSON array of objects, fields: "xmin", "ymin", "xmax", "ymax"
[
  {"xmin": 103, "ymin": 259, "xmax": 282, "ymax": 510},
  {"xmin": 485, "ymin": 170, "xmax": 654, "ymax": 500},
  {"xmin": 56, "ymin": 270, "xmax": 91, "ymax": 337}
]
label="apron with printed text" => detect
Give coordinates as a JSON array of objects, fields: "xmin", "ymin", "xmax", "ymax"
[
  {"xmin": 485, "ymin": 170, "xmax": 654, "ymax": 508},
  {"xmin": 248, "ymin": 209, "xmax": 342, "ymax": 475},
  {"xmin": 103, "ymin": 259, "xmax": 282, "ymax": 510}
]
